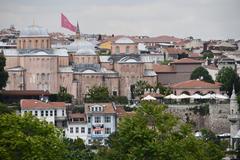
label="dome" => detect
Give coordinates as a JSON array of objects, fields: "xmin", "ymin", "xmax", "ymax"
[
  {"xmin": 20, "ymin": 25, "xmax": 49, "ymax": 37},
  {"xmin": 115, "ymin": 37, "xmax": 135, "ymax": 44},
  {"xmin": 67, "ymin": 39, "xmax": 96, "ymax": 55}
]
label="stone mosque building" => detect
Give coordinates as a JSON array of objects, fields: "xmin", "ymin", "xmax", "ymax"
[{"xmin": 3, "ymin": 24, "xmax": 157, "ymax": 101}]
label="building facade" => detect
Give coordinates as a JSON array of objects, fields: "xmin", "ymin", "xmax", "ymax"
[
  {"xmin": 65, "ymin": 103, "xmax": 117, "ymax": 145},
  {"xmin": 3, "ymin": 24, "xmax": 157, "ymax": 102}
]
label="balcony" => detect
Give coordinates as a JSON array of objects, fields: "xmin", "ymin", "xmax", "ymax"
[{"xmin": 55, "ymin": 116, "xmax": 67, "ymax": 121}]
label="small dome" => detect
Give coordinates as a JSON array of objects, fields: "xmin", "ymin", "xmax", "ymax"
[
  {"xmin": 20, "ymin": 25, "xmax": 49, "ymax": 37},
  {"xmin": 115, "ymin": 37, "xmax": 135, "ymax": 44},
  {"xmin": 67, "ymin": 39, "xmax": 96, "ymax": 55}
]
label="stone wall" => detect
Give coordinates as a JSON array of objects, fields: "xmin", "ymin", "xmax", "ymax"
[{"xmin": 167, "ymin": 103, "xmax": 230, "ymax": 134}]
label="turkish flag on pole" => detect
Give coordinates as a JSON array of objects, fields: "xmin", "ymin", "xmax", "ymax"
[{"xmin": 61, "ymin": 13, "xmax": 76, "ymax": 32}]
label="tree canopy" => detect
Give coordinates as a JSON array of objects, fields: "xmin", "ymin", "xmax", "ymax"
[
  {"xmin": 216, "ymin": 67, "xmax": 240, "ymax": 96},
  {"xmin": 0, "ymin": 114, "xmax": 66, "ymax": 160},
  {"xmin": 85, "ymin": 85, "xmax": 110, "ymax": 103},
  {"xmin": 201, "ymin": 50, "xmax": 214, "ymax": 59},
  {"xmin": 97, "ymin": 101, "xmax": 225, "ymax": 160},
  {"xmin": 190, "ymin": 66, "xmax": 214, "ymax": 83},
  {"xmin": 0, "ymin": 55, "xmax": 9, "ymax": 90},
  {"xmin": 49, "ymin": 86, "xmax": 73, "ymax": 103}
]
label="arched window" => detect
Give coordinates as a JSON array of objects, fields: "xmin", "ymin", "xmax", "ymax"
[
  {"xmin": 41, "ymin": 40, "xmax": 44, "ymax": 48},
  {"xmin": 35, "ymin": 40, "xmax": 38, "ymax": 48},
  {"xmin": 23, "ymin": 40, "xmax": 26, "ymax": 49},
  {"xmin": 28, "ymin": 40, "xmax": 32, "ymax": 49},
  {"xmin": 126, "ymin": 46, "xmax": 130, "ymax": 54},
  {"xmin": 115, "ymin": 46, "xmax": 120, "ymax": 54},
  {"xmin": 41, "ymin": 73, "xmax": 45, "ymax": 81}
]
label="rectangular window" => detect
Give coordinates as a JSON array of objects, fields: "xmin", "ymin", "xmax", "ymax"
[
  {"xmin": 88, "ymin": 128, "xmax": 91, "ymax": 134},
  {"xmin": 35, "ymin": 110, "xmax": 38, "ymax": 116},
  {"xmin": 76, "ymin": 127, "xmax": 79, "ymax": 133},
  {"xmin": 105, "ymin": 128, "xmax": 111, "ymax": 134},
  {"xmin": 91, "ymin": 107, "xmax": 94, "ymax": 112},
  {"xmin": 50, "ymin": 110, "xmax": 53, "ymax": 116},
  {"xmin": 62, "ymin": 110, "xmax": 64, "ymax": 116},
  {"xmin": 88, "ymin": 117, "xmax": 91, "ymax": 123},
  {"xmin": 54, "ymin": 110, "xmax": 57, "ymax": 116},
  {"xmin": 81, "ymin": 127, "xmax": 85, "ymax": 133},
  {"xmin": 88, "ymin": 139, "xmax": 91, "ymax": 144},
  {"xmin": 95, "ymin": 130, "xmax": 101, "ymax": 135},
  {"xmin": 45, "ymin": 110, "xmax": 48, "ymax": 116},
  {"xmin": 105, "ymin": 116, "xmax": 111, "ymax": 123},
  {"xmin": 112, "ymin": 91, "xmax": 117, "ymax": 96},
  {"xmin": 41, "ymin": 110, "xmax": 44, "ymax": 116},
  {"xmin": 70, "ymin": 127, "xmax": 73, "ymax": 133},
  {"xmin": 94, "ymin": 116, "xmax": 101, "ymax": 123}
]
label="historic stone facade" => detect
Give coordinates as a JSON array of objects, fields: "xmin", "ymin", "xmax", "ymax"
[{"xmin": 3, "ymin": 24, "xmax": 157, "ymax": 102}]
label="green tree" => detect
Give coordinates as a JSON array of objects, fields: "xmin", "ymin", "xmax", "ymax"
[
  {"xmin": 0, "ymin": 102, "xmax": 14, "ymax": 115},
  {"xmin": 191, "ymin": 66, "xmax": 214, "ymax": 83},
  {"xmin": 85, "ymin": 85, "xmax": 110, "ymax": 103},
  {"xmin": 97, "ymin": 101, "xmax": 225, "ymax": 160},
  {"xmin": 64, "ymin": 138, "xmax": 95, "ymax": 160},
  {"xmin": 201, "ymin": 50, "xmax": 214, "ymax": 59},
  {"xmin": 216, "ymin": 67, "xmax": 240, "ymax": 96},
  {"xmin": 155, "ymin": 82, "xmax": 172, "ymax": 95},
  {"xmin": 0, "ymin": 114, "xmax": 66, "ymax": 160},
  {"xmin": 133, "ymin": 80, "xmax": 149, "ymax": 97},
  {"xmin": 49, "ymin": 86, "xmax": 73, "ymax": 103},
  {"xmin": 0, "ymin": 55, "xmax": 9, "ymax": 90}
]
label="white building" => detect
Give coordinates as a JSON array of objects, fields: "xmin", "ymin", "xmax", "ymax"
[
  {"xmin": 20, "ymin": 99, "xmax": 67, "ymax": 127},
  {"xmin": 65, "ymin": 103, "xmax": 117, "ymax": 145}
]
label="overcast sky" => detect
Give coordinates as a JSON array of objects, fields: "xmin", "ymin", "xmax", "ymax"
[{"xmin": 0, "ymin": 0, "xmax": 239, "ymax": 40}]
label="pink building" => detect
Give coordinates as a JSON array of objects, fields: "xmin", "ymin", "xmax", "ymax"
[
  {"xmin": 4, "ymin": 24, "xmax": 157, "ymax": 102},
  {"xmin": 170, "ymin": 80, "xmax": 221, "ymax": 95}
]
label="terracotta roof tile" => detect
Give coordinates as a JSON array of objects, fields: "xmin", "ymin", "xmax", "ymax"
[
  {"xmin": 153, "ymin": 64, "xmax": 175, "ymax": 73},
  {"xmin": 171, "ymin": 58, "xmax": 204, "ymax": 64},
  {"xmin": 20, "ymin": 99, "xmax": 65, "ymax": 109},
  {"xmin": 84, "ymin": 103, "xmax": 116, "ymax": 114},
  {"xmin": 171, "ymin": 80, "xmax": 221, "ymax": 89},
  {"xmin": 165, "ymin": 48, "xmax": 189, "ymax": 55}
]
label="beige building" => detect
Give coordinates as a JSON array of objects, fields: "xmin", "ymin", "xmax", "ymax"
[{"xmin": 4, "ymin": 24, "xmax": 157, "ymax": 102}]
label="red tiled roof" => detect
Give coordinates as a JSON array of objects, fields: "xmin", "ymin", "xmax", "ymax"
[
  {"xmin": 165, "ymin": 48, "xmax": 189, "ymax": 55},
  {"xmin": 171, "ymin": 58, "xmax": 204, "ymax": 64},
  {"xmin": 84, "ymin": 103, "xmax": 116, "ymax": 114},
  {"xmin": 189, "ymin": 53, "xmax": 203, "ymax": 58},
  {"xmin": 171, "ymin": 80, "xmax": 221, "ymax": 89},
  {"xmin": 20, "ymin": 99, "xmax": 65, "ymax": 109},
  {"xmin": 153, "ymin": 64, "xmax": 175, "ymax": 73},
  {"xmin": 133, "ymin": 35, "xmax": 183, "ymax": 43}
]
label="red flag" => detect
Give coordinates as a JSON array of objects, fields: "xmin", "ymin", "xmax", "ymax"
[{"xmin": 61, "ymin": 13, "xmax": 76, "ymax": 32}]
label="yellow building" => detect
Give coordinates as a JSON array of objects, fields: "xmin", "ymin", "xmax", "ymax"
[{"xmin": 99, "ymin": 40, "xmax": 112, "ymax": 50}]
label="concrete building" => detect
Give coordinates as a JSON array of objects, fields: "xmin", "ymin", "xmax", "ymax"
[
  {"xmin": 65, "ymin": 103, "xmax": 117, "ymax": 145},
  {"xmin": 153, "ymin": 58, "xmax": 203, "ymax": 85},
  {"xmin": 20, "ymin": 99, "xmax": 67, "ymax": 127}
]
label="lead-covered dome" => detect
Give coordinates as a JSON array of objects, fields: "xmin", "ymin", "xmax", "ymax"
[
  {"xmin": 20, "ymin": 25, "xmax": 49, "ymax": 37},
  {"xmin": 67, "ymin": 39, "xmax": 96, "ymax": 55}
]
